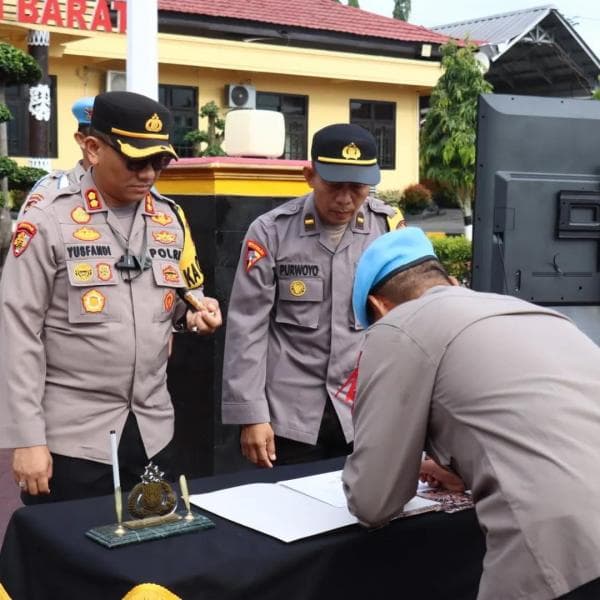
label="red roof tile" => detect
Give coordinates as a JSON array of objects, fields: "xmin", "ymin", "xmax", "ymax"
[{"xmin": 158, "ymin": 0, "xmax": 451, "ymax": 45}]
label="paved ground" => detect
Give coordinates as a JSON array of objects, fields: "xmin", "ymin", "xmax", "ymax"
[
  {"xmin": 0, "ymin": 449, "xmax": 22, "ymax": 546},
  {"xmin": 405, "ymin": 207, "xmax": 465, "ymax": 235}
]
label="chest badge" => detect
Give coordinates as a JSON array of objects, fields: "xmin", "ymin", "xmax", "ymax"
[
  {"xmin": 152, "ymin": 231, "xmax": 177, "ymax": 245},
  {"xmin": 12, "ymin": 222, "xmax": 37, "ymax": 257},
  {"xmin": 289, "ymin": 280, "xmax": 306, "ymax": 297},
  {"xmin": 73, "ymin": 226, "xmax": 101, "ymax": 241},
  {"xmin": 151, "ymin": 212, "xmax": 173, "ymax": 226},
  {"xmin": 164, "ymin": 289, "xmax": 176, "ymax": 312},
  {"xmin": 71, "ymin": 206, "xmax": 91, "ymax": 224},
  {"xmin": 162, "ymin": 264, "xmax": 180, "ymax": 284},
  {"xmin": 81, "ymin": 289, "xmax": 106, "ymax": 313},
  {"xmin": 73, "ymin": 263, "xmax": 93, "ymax": 282},
  {"xmin": 96, "ymin": 263, "xmax": 113, "ymax": 282}
]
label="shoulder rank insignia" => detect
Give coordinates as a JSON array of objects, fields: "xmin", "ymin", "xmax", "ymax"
[
  {"xmin": 151, "ymin": 212, "xmax": 173, "ymax": 226},
  {"xmin": 71, "ymin": 205, "xmax": 91, "ymax": 224},
  {"xmin": 245, "ymin": 240, "xmax": 267, "ymax": 272},
  {"xmin": 73, "ymin": 226, "xmax": 101, "ymax": 241},
  {"xmin": 84, "ymin": 189, "xmax": 103, "ymax": 211},
  {"xmin": 81, "ymin": 289, "xmax": 106, "ymax": 313},
  {"xmin": 12, "ymin": 222, "xmax": 37, "ymax": 257},
  {"xmin": 303, "ymin": 214, "xmax": 316, "ymax": 232},
  {"xmin": 144, "ymin": 193, "xmax": 155, "ymax": 215},
  {"xmin": 354, "ymin": 211, "xmax": 365, "ymax": 230}
]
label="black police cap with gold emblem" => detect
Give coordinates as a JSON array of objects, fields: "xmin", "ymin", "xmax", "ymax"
[
  {"xmin": 311, "ymin": 123, "xmax": 380, "ymax": 186},
  {"xmin": 92, "ymin": 91, "xmax": 178, "ymax": 160}
]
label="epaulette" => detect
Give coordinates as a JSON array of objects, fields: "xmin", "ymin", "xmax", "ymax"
[
  {"xmin": 270, "ymin": 196, "xmax": 306, "ymax": 220},
  {"xmin": 365, "ymin": 197, "xmax": 405, "ymax": 231}
]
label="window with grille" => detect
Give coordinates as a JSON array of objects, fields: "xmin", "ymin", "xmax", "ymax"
[
  {"xmin": 256, "ymin": 92, "xmax": 308, "ymax": 160},
  {"xmin": 158, "ymin": 84, "xmax": 198, "ymax": 158},
  {"xmin": 350, "ymin": 99, "xmax": 396, "ymax": 170}
]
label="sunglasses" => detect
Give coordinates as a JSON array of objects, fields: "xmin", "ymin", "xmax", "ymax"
[{"xmin": 123, "ymin": 153, "xmax": 173, "ymax": 172}]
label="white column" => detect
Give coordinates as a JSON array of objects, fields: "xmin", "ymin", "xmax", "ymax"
[{"xmin": 126, "ymin": 0, "xmax": 158, "ymax": 100}]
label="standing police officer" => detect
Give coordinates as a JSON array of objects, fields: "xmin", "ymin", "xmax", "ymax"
[
  {"xmin": 18, "ymin": 96, "xmax": 94, "ymax": 217},
  {"xmin": 222, "ymin": 123, "xmax": 404, "ymax": 467},
  {"xmin": 0, "ymin": 91, "xmax": 222, "ymax": 503}
]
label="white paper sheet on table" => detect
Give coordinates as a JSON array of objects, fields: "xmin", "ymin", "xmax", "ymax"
[{"xmin": 190, "ymin": 470, "xmax": 440, "ymax": 543}]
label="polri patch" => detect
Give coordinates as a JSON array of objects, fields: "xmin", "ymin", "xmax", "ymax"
[
  {"xmin": 245, "ymin": 240, "xmax": 267, "ymax": 272},
  {"xmin": 12, "ymin": 222, "xmax": 37, "ymax": 257},
  {"xmin": 82, "ymin": 289, "xmax": 106, "ymax": 313},
  {"xmin": 71, "ymin": 205, "xmax": 91, "ymax": 224}
]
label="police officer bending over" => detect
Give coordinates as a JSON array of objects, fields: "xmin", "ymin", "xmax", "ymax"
[
  {"xmin": 0, "ymin": 91, "xmax": 222, "ymax": 503},
  {"xmin": 222, "ymin": 123, "xmax": 404, "ymax": 467}
]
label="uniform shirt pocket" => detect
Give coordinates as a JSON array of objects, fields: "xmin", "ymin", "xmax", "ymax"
[
  {"xmin": 275, "ymin": 277, "xmax": 323, "ymax": 329},
  {"xmin": 151, "ymin": 260, "xmax": 185, "ymax": 322}
]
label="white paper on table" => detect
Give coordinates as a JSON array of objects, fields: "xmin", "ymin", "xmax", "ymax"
[{"xmin": 190, "ymin": 470, "xmax": 440, "ymax": 543}]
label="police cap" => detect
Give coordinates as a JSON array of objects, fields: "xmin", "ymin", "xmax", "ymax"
[
  {"xmin": 352, "ymin": 227, "xmax": 437, "ymax": 328},
  {"xmin": 71, "ymin": 96, "xmax": 94, "ymax": 128},
  {"xmin": 311, "ymin": 123, "xmax": 380, "ymax": 186},
  {"xmin": 91, "ymin": 91, "xmax": 178, "ymax": 160}
]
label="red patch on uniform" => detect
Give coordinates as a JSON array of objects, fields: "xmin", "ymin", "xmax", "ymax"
[
  {"xmin": 245, "ymin": 240, "xmax": 267, "ymax": 272},
  {"xmin": 96, "ymin": 263, "xmax": 113, "ymax": 282},
  {"xmin": 144, "ymin": 194, "xmax": 155, "ymax": 214},
  {"xmin": 12, "ymin": 222, "xmax": 37, "ymax": 257},
  {"xmin": 164, "ymin": 289, "xmax": 176, "ymax": 312},
  {"xmin": 22, "ymin": 193, "xmax": 44, "ymax": 214},
  {"xmin": 84, "ymin": 188, "xmax": 102, "ymax": 211}
]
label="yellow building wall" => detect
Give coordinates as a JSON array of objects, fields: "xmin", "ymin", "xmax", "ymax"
[{"xmin": 2, "ymin": 22, "xmax": 440, "ymax": 194}]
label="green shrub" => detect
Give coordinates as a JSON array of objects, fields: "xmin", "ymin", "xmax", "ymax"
[
  {"xmin": 430, "ymin": 234, "xmax": 472, "ymax": 284},
  {"xmin": 9, "ymin": 166, "xmax": 48, "ymax": 191},
  {"xmin": 376, "ymin": 189, "xmax": 403, "ymax": 209},
  {"xmin": 401, "ymin": 183, "xmax": 432, "ymax": 213}
]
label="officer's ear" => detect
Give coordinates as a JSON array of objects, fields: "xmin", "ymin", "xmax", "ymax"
[
  {"xmin": 84, "ymin": 136, "xmax": 103, "ymax": 167},
  {"xmin": 303, "ymin": 165, "xmax": 317, "ymax": 188},
  {"xmin": 367, "ymin": 293, "xmax": 393, "ymax": 323}
]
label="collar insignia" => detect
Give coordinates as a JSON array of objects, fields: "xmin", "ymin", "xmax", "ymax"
[
  {"xmin": 355, "ymin": 211, "xmax": 365, "ymax": 230},
  {"xmin": 84, "ymin": 189, "xmax": 103, "ymax": 211},
  {"xmin": 144, "ymin": 193, "xmax": 155, "ymax": 215},
  {"xmin": 304, "ymin": 214, "xmax": 316, "ymax": 232}
]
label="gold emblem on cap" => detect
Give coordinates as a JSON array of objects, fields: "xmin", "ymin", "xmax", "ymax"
[
  {"xmin": 289, "ymin": 280, "xmax": 306, "ymax": 297},
  {"xmin": 341, "ymin": 143, "xmax": 361, "ymax": 160},
  {"xmin": 145, "ymin": 113, "xmax": 163, "ymax": 133}
]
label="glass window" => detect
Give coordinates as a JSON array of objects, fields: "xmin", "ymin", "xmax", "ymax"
[
  {"xmin": 257, "ymin": 92, "xmax": 308, "ymax": 160},
  {"xmin": 350, "ymin": 99, "xmax": 396, "ymax": 170},
  {"xmin": 158, "ymin": 84, "xmax": 198, "ymax": 158}
]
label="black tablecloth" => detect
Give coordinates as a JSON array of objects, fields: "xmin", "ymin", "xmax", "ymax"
[{"xmin": 0, "ymin": 458, "xmax": 485, "ymax": 600}]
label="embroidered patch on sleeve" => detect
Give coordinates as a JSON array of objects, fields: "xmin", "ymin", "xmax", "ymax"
[
  {"xmin": 245, "ymin": 240, "xmax": 267, "ymax": 272},
  {"xmin": 12, "ymin": 222, "xmax": 37, "ymax": 257}
]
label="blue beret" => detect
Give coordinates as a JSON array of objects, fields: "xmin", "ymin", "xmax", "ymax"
[
  {"xmin": 352, "ymin": 227, "xmax": 437, "ymax": 328},
  {"xmin": 71, "ymin": 96, "xmax": 95, "ymax": 126}
]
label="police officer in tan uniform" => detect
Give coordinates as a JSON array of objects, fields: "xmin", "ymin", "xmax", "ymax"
[
  {"xmin": 18, "ymin": 96, "xmax": 94, "ymax": 218},
  {"xmin": 222, "ymin": 123, "xmax": 404, "ymax": 467},
  {"xmin": 344, "ymin": 228, "xmax": 600, "ymax": 600},
  {"xmin": 0, "ymin": 91, "xmax": 222, "ymax": 503}
]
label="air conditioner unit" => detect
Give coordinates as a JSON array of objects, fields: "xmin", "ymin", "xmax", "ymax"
[
  {"xmin": 106, "ymin": 70, "xmax": 126, "ymax": 92},
  {"xmin": 223, "ymin": 109, "xmax": 285, "ymax": 158},
  {"xmin": 225, "ymin": 84, "xmax": 256, "ymax": 109}
]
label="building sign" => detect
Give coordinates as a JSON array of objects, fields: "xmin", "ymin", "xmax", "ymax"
[{"xmin": 0, "ymin": 0, "xmax": 127, "ymax": 33}]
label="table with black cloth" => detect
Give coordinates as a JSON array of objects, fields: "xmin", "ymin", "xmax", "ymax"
[{"xmin": 0, "ymin": 457, "xmax": 485, "ymax": 600}]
